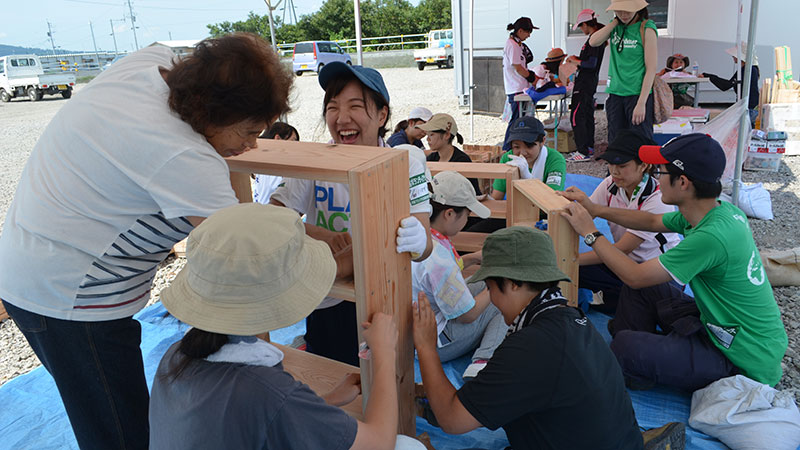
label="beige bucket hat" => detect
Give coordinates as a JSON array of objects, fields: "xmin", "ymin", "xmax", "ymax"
[
  {"xmin": 161, "ymin": 203, "xmax": 336, "ymax": 336},
  {"xmin": 606, "ymin": 0, "xmax": 649, "ymax": 12}
]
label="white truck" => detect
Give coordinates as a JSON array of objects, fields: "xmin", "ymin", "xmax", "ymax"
[
  {"xmin": 413, "ymin": 29, "xmax": 454, "ymax": 71},
  {"xmin": 0, "ymin": 54, "xmax": 76, "ymax": 102}
]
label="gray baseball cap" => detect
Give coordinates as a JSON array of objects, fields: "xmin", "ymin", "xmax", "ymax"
[{"xmin": 431, "ymin": 171, "xmax": 491, "ymax": 218}]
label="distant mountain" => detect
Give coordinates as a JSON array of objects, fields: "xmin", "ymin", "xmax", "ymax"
[{"xmin": 0, "ymin": 44, "xmax": 82, "ymax": 57}]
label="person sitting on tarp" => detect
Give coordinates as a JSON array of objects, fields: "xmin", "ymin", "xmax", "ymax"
[
  {"xmin": 700, "ymin": 43, "xmax": 760, "ymax": 127},
  {"xmin": 559, "ymin": 134, "xmax": 788, "ymax": 392},
  {"xmin": 657, "ymin": 53, "xmax": 694, "ymax": 108},
  {"xmin": 412, "ymin": 226, "xmax": 684, "ymax": 450},
  {"xmin": 562, "ymin": 129, "xmax": 680, "ymax": 314}
]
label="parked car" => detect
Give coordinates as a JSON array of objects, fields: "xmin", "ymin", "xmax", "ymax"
[
  {"xmin": 292, "ymin": 41, "xmax": 351, "ymax": 76},
  {"xmin": 413, "ymin": 29, "xmax": 454, "ymax": 71},
  {"xmin": 0, "ymin": 54, "xmax": 76, "ymax": 102}
]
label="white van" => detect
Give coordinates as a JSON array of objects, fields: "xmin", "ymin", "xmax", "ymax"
[{"xmin": 0, "ymin": 54, "xmax": 76, "ymax": 102}]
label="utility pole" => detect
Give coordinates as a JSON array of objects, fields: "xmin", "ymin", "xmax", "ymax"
[
  {"xmin": 263, "ymin": 0, "xmax": 281, "ymax": 50},
  {"xmin": 168, "ymin": 31, "xmax": 173, "ymax": 40},
  {"xmin": 89, "ymin": 21, "xmax": 101, "ymax": 70},
  {"xmin": 109, "ymin": 19, "xmax": 119, "ymax": 55},
  {"xmin": 126, "ymin": 0, "xmax": 139, "ymax": 50},
  {"xmin": 47, "ymin": 21, "xmax": 57, "ymax": 56}
]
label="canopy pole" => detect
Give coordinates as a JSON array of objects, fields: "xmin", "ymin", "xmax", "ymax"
[
  {"xmin": 731, "ymin": 0, "xmax": 759, "ymax": 206},
  {"xmin": 469, "ymin": 0, "xmax": 475, "ymax": 141},
  {"xmin": 354, "ymin": 0, "xmax": 364, "ymax": 65}
]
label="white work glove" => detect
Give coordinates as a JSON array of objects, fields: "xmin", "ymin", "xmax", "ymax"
[
  {"xmin": 396, "ymin": 216, "xmax": 427, "ymax": 258},
  {"xmin": 506, "ymin": 154, "xmax": 533, "ymax": 180}
]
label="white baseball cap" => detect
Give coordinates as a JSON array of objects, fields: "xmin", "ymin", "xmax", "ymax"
[
  {"xmin": 431, "ymin": 171, "xmax": 490, "ymax": 219},
  {"xmin": 573, "ymin": 8, "xmax": 596, "ymax": 30},
  {"xmin": 409, "ymin": 107, "xmax": 433, "ymax": 122}
]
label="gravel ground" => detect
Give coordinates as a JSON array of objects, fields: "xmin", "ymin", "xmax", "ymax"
[{"xmin": 1, "ymin": 67, "xmax": 798, "ymax": 403}]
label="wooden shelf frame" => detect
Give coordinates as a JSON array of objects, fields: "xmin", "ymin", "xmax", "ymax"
[
  {"xmin": 427, "ymin": 161, "xmax": 518, "ymax": 226},
  {"xmin": 510, "ymin": 179, "xmax": 579, "ymax": 306},
  {"xmin": 226, "ymin": 139, "xmax": 415, "ymax": 435}
]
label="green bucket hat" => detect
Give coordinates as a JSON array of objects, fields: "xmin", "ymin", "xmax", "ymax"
[{"xmin": 468, "ymin": 226, "xmax": 571, "ymax": 284}]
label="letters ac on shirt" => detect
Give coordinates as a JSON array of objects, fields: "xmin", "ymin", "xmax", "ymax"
[{"xmin": 315, "ymin": 186, "xmax": 350, "ymax": 232}]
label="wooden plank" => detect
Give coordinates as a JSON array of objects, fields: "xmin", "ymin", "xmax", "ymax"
[
  {"xmin": 226, "ymin": 140, "xmax": 395, "ymax": 184},
  {"xmin": 275, "ymin": 343, "xmax": 364, "ymax": 419},
  {"xmin": 450, "ymin": 232, "xmax": 488, "ymax": 253},
  {"xmin": 330, "ymin": 278, "xmax": 355, "ymax": 302},
  {"xmin": 348, "ymin": 149, "xmax": 415, "ymax": 436},
  {"xmin": 427, "ymin": 162, "xmax": 518, "ymax": 180},
  {"xmin": 0, "ymin": 302, "xmax": 7, "ymax": 322},
  {"xmin": 511, "ymin": 179, "xmax": 579, "ymax": 306}
]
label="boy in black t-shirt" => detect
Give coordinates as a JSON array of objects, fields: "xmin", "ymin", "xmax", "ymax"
[{"xmin": 413, "ymin": 227, "xmax": 667, "ymax": 450}]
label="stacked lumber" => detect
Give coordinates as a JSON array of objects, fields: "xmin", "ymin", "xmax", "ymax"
[
  {"xmin": 461, "ymin": 144, "xmax": 505, "ymax": 193},
  {"xmin": 758, "ymin": 46, "xmax": 800, "ymax": 155}
]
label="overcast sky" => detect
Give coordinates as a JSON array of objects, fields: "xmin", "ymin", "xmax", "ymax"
[{"xmin": 4, "ymin": 0, "xmax": 331, "ymax": 53}]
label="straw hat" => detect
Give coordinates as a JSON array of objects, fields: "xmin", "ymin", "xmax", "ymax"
[
  {"xmin": 606, "ymin": 0, "xmax": 649, "ymax": 12},
  {"xmin": 161, "ymin": 203, "xmax": 336, "ymax": 336},
  {"xmin": 726, "ymin": 42, "xmax": 757, "ymax": 64},
  {"xmin": 545, "ymin": 48, "xmax": 567, "ymax": 62}
]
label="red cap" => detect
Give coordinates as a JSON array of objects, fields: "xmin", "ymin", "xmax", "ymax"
[{"xmin": 638, "ymin": 145, "xmax": 669, "ymax": 164}]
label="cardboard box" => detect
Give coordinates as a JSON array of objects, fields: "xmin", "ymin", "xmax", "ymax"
[
  {"xmin": 545, "ymin": 129, "xmax": 576, "ymax": 153},
  {"xmin": 761, "ymin": 103, "xmax": 800, "ymax": 155}
]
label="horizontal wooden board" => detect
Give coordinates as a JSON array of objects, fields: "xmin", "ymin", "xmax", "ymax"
[
  {"xmin": 513, "ymin": 179, "xmax": 570, "ymax": 213},
  {"xmin": 226, "ymin": 140, "xmax": 400, "ymax": 184},
  {"xmin": 450, "ymin": 232, "xmax": 488, "ymax": 253},
  {"xmin": 275, "ymin": 343, "xmax": 364, "ymax": 419},
  {"xmin": 427, "ymin": 162, "xmax": 518, "ymax": 180}
]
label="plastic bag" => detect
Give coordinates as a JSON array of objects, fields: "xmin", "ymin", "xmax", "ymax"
[
  {"xmin": 760, "ymin": 247, "xmax": 800, "ymax": 286},
  {"xmin": 500, "ymin": 100, "xmax": 514, "ymax": 123},
  {"xmin": 689, "ymin": 375, "xmax": 800, "ymax": 450},
  {"xmin": 719, "ymin": 182, "xmax": 774, "ymax": 220}
]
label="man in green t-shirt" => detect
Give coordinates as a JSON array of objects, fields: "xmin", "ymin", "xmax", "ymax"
[{"xmin": 559, "ymin": 134, "xmax": 787, "ymax": 390}]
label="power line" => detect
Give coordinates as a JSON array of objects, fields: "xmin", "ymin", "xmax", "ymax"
[{"xmin": 63, "ymin": 0, "xmax": 252, "ymax": 12}]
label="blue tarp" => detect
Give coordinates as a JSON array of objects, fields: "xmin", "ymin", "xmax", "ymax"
[{"xmin": 0, "ymin": 174, "xmax": 727, "ymax": 450}]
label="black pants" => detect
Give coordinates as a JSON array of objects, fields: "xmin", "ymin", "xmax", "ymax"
[
  {"xmin": 305, "ymin": 301, "xmax": 359, "ymax": 366},
  {"xmin": 605, "ymin": 93, "xmax": 655, "ymax": 144},
  {"xmin": 579, "ymin": 264, "xmax": 623, "ymax": 314},
  {"xmin": 3, "ymin": 299, "xmax": 149, "ymax": 450},
  {"xmin": 570, "ymin": 91, "xmax": 596, "ymax": 154},
  {"xmin": 608, "ymin": 283, "xmax": 738, "ymax": 391}
]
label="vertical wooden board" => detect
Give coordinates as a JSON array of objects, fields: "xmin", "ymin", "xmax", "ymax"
[
  {"xmin": 547, "ymin": 213, "xmax": 579, "ymax": 306},
  {"xmin": 230, "ymin": 172, "xmax": 254, "ymax": 203},
  {"xmin": 348, "ymin": 151, "xmax": 414, "ymax": 436},
  {"xmin": 510, "ymin": 181, "xmax": 538, "ymax": 225},
  {"xmin": 505, "ymin": 170, "xmax": 519, "ymax": 226}
]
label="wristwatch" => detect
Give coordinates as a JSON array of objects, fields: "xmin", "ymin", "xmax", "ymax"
[{"xmin": 584, "ymin": 231, "xmax": 603, "ymax": 247}]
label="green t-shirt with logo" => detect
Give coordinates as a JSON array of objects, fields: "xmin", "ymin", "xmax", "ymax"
[
  {"xmin": 493, "ymin": 147, "xmax": 566, "ymax": 194},
  {"xmin": 607, "ymin": 19, "xmax": 657, "ymax": 97},
  {"xmin": 658, "ymin": 201, "xmax": 787, "ymax": 386}
]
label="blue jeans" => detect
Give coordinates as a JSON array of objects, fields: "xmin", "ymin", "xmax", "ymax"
[
  {"xmin": 2, "ymin": 299, "xmax": 149, "ymax": 450},
  {"xmin": 503, "ymin": 92, "xmax": 522, "ymax": 150}
]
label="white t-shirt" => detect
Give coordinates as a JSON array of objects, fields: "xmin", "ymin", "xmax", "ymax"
[
  {"xmin": 589, "ymin": 175, "xmax": 680, "ymax": 262},
  {"xmin": 253, "ymin": 174, "xmax": 283, "ymax": 204},
  {"xmin": 411, "ymin": 237, "xmax": 475, "ymax": 347},
  {"xmin": 0, "ymin": 47, "xmax": 237, "ymax": 321},
  {"xmin": 503, "ymin": 37, "xmax": 530, "ymax": 95},
  {"xmin": 270, "ymin": 139, "xmax": 432, "ymax": 309}
]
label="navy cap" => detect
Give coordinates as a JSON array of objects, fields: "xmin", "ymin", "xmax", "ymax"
[
  {"xmin": 598, "ymin": 129, "xmax": 656, "ymax": 165},
  {"xmin": 506, "ymin": 116, "xmax": 546, "ymax": 145},
  {"xmin": 639, "ymin": 133, "xmax": 726, "ymax": 183},
  {"xmin": 318, "ymin": 62, "xmax": 390, "ymax": 104}
]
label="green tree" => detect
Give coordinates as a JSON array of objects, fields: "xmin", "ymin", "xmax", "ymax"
[{"xmin": 412, "ymin": 0, "xmax": 452, "ymax": 33}]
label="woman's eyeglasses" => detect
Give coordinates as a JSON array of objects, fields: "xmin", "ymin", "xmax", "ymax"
[{"xmin": 651, "ymin": 170, "xmax": 670, "ymax": 179}]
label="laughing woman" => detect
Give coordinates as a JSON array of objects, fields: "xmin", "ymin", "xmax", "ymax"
[{"xmin": 270, "ymin": 62, "xmax": 433, "ymax": 365}]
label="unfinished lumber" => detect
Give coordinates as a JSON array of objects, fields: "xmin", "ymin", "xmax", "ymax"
[
  {"xmin": 427, "ymin": 161, "xmax": 519, "ymax": 226},
  {"xmin": 510, "ymin": 179, "xmax": 579, "ymax": 306},
  {"xmin": 0, "ymin": 302, "xmax": 7, "ymax": 321},
  {"xmin": 450, "ymin": 231, "xmax": 488, "ymax": 253},
  {"xmin": 226, "ymin": 140, "xmax": 415, "ymax": 435}
]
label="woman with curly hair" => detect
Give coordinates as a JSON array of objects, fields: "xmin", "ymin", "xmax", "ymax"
[{"xmin": 0, "ymin": 33, "xmax": 292, "ymax": 449}]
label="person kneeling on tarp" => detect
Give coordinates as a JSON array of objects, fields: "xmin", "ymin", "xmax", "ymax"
[{"xmin": 559, "ymin": 134, "xmax": 788, "ymax": 391}]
